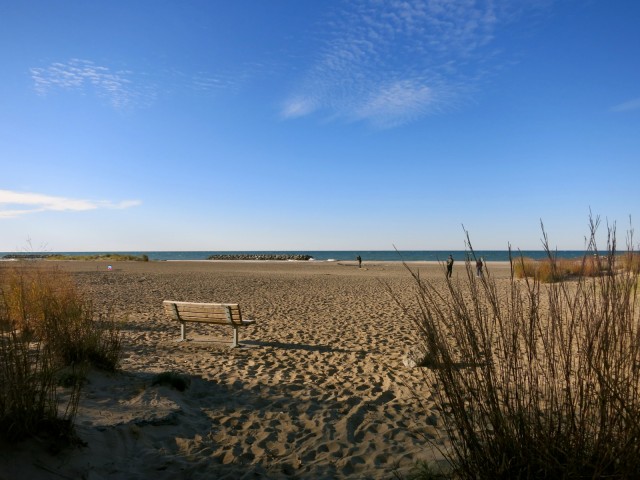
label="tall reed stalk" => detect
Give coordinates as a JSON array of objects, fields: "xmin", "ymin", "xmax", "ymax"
[{"xmin": 402, "ymin": 216, "xmax": 640, "ymax": 478}]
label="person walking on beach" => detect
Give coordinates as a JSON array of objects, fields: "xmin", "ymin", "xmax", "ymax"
[
  {"xmin": 476, "ymin": 257, "xmax": 484, "ymax": 277},
  {"xmin": 446, "ymin": 254, "xmax": 454, "ymax": 278},
  {"xmin": 356, "ymin": 255, "xmax": 362, "ymax": 268}
]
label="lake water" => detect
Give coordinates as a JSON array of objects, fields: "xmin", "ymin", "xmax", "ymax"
[{"xmin": 0, "ymin": 250, "xmax": 590, "ymax": 262}]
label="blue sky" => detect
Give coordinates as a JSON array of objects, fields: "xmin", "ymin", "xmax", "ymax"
[{"xmin": 1, "ymin": 0, "xmax": 638, "ymax": 251}]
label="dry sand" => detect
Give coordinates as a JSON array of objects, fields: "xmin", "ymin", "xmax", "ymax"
[{"xmin": 0, "ymin": 259, "xmax": 511, "ymax": 479}]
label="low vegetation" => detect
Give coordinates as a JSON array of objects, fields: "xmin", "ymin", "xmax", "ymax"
[
  {"xmin": 511, "ymin": 253, "xmax": 638, "ymax": 282},
  {"xmin": 46, "ymin": 253, "xmax": 149, "ymax": 262},
  {"xmin": 401, "ymin": 216, "xmax": 640, "ymax": 478},
  {"xmin": 3, "ymin": 253, "xmax": 149, "ymax": 261},
  {"xmin": 0, "ymin": 264, "xmax": 122, "ymax": 441},
  {"xmin": 151, "ymin": 371, "xmax": 191, "ymax": 392}
]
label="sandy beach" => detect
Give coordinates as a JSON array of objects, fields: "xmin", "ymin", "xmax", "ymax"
[{"xmin": 0, "ymin": 259, "xmax": 512, "ymax": 479}]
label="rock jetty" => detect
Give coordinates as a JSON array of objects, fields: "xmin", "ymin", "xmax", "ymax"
[
  {"xmin": 206, "ymin": 254, "xmax": 313, "ymax": 261},
  {"xmin": 2, "ymin": 254, "xmax": 51, "ymax": 259}
]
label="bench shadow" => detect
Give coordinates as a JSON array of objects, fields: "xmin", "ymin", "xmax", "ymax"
[{"xmin": 241, "ymin": 339, "xmax": 366, "ymax": 354}]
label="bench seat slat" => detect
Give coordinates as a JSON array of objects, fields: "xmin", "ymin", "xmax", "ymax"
[
  {"xmin": 162, "ymin": 305, "xmax": 240, "ymax": 317},
  {"xmin": 166, "ymin": 306, "xmax": 234, "ymax": 313},
  {"xmin": 165, "ymin": 302, "xmax": 239, "ymax": 309},
  {"xmin": 163, "ymin": 312, "xmax": 243, "ymax": 322},
  {"xmin": 163, "ymin": 302, "xmax": 239, "ymax": 312},
  {"xmin": 163, "ymin": 301, "xmax": 243, "ymax": 313},
  {"xmin": 171, "ymin": 313, "xmax": 241, "ymax": 322},
  {"xmin": 171, "ymin": 316, "xmax": 255, "ymax": 325}
]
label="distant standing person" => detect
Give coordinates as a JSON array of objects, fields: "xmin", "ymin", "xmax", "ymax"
[
  {"xmin": 357, "ymin": 255, "xmax": 362, "ymax": 268},
  {"xmin": 446, "ymin": 254, "xmax": 454, "ymax": 278},
  {"xmin": 476, "ymin": 257, "xmax": 484, "ymax": 277}
]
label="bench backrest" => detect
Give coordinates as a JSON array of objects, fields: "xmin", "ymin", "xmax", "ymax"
[{"xmin": 163, "ymin": 301, "xmax": 243, "ymax": 325}]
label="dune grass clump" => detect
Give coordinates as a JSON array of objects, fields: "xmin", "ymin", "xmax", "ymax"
[
  {"xmin": 1, "ymin": 265, "xmax": 122, "ymax": 371},
  {"xmin": 401, "ymin": 216, "xmax": 640, "ymax": 479},
  {"xmin": 0, "ymin": 264, "xmax": 122, "ymax": 441},
  {"xmin": 0, "ymin": 330, "xmax": 81, "ymax": 442},
  {"xmin": 511, "ymin": 257, "xmax": 536, "ymax": 279},
  {"xmin": 513, "ymin": 255, "xmax": 610, "ymax": 282},
  {"xmin": 0, "ymin": 271, "xmax": 80, "ymax": 441},
  {"xmin": 622, "ymin": 252, "xmax": 640, "ymax": 273},
  {"xmin": 512, "ymin": 257, "xmax": 567, "ymax": 282},
  {"xmin": 45, "ymin": 309, "xmax": 122, "ymax": 372}
]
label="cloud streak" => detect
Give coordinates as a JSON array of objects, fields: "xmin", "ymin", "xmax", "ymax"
[
  {"xmin": 611, "ymin": 97, "xmax": 640, "ymax": 113},
  {"xmin": 0, "ymin": 190, "xmax": 141, "ymax": 219},
  {"xmin": 30, "ymin": 59, "xmax": 258, "ymax": 109},
  {"xmin": 30, "ymin": 58, "xmax": 157, "ymax": 109},
  {"xmin": 282, "ymin": 0, "xmax": 537, "ymax": 128}
]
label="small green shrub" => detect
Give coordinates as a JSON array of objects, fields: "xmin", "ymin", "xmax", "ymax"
[
  {"xmin": 151, "ymin": 371, "xmax": 191, "ymax": 392},
  {"xmin": 57, "ymin": 367, "xmax": 87, "ymax": 388}
]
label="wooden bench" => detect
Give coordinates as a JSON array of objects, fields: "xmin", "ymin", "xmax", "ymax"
[{"xmin": 163, "ymin": 300, "xmax": 256, "ymax": 348}]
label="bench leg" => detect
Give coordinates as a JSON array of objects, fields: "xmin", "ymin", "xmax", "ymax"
[
  {"xmin": 231, "ymin": 326, "xmax": 239, "ymax": 348},
  {"xmin": 180, "ymin": 321, "xmax": 186, "ymax": 341}
]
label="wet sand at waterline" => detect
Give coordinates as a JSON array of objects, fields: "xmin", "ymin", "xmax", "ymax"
[{"xmin": 0, "ymin": 259, "xmax": 512, "ymax": 479}]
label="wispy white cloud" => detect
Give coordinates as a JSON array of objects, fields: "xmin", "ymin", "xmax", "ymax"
[
  {"xmin": 30, "ymin": 59, "xmax": 257, "ymax": 108},
  {"xmin": 355, "ymin": 79, "xmax": 439, "ymax": 128},
  {"xmin": 282, "ymin": 0, "xmax": 539, "ymax": 128},
  {"xmin": 281, "ymin": 96, "xmax": 318, "ymax": 119},
  {"xmin": 30, "ymin": 59, "xmax": 156, "ymax": 109},
  {"xmin": 611, "ymin": 97, "xmax": 640, "ymax": 113},
  {"xmin": 188, "ymin": 67, "xmax": 254, "ymax": 94},
  {"xmin": 0, "ymin": 189, "xmax": 141, "ymax": 219}
]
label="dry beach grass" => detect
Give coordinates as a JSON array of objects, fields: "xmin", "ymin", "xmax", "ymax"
[{"xmin": 1, "ymin": 259, "xmax": 513, "ymax": 479}]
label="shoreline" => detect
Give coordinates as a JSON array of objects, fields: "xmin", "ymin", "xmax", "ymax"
[
  {"xmin": 1, "ymin": 257, "xmax": 512, "ymax": 266},
  {"xmin": 24, "ymin": 258, "xmax": 515, "ymax": 278}
]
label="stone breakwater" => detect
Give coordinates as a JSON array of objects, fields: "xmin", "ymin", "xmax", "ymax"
[{"xmin": 206, "ymin": 254, "xmax": 313, "ymax": 261}]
